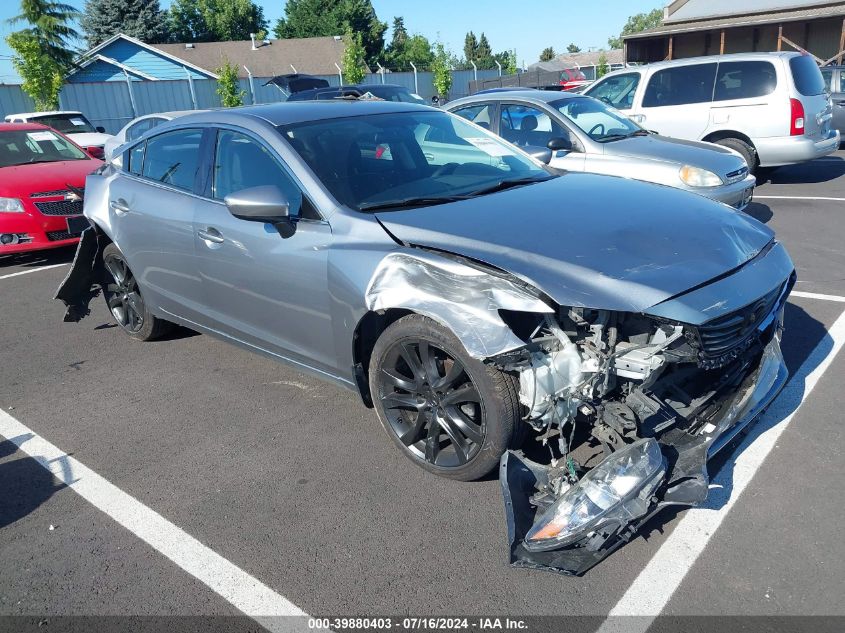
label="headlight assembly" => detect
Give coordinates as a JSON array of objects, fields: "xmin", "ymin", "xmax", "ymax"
[
  {"xmin": 524, "ymin": 438, "xmax": 666, "ymax": 551},
  {"xmin": 0, "ymin": 197, "xmax": 24, "ymax": 213},
  {"xmin": 679, "ymin": 165, "xmax": 723, "ymax": 187}
]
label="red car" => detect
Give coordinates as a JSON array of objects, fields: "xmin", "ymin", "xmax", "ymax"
[
  {"xmin": 558, "ymin": 67, "xmax": 589, "ymax": 91},
  {"xmin": 0, "ymin": 123, "xmax": 102, "ymax": 255}
]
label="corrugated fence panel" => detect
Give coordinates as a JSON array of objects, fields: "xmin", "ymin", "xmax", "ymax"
[
  {"xmin": 0, "ymin": 85, "xmax": 35, "ymax": 117},
  {"xmin": 0, "ymin": 69, "xmax": 503, "ymax": 131},
  {"xmin": 132, "ymin": 80, "xmax": 194, "ymax": 115},
  {"xmin": 59, "ymin": 82, "xmax": 135, "ymax": 134}
]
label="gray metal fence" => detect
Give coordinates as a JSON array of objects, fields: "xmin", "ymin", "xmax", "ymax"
[{"xmin": 0, "ymin": 69, "xmax": 502, "ymax": 134}]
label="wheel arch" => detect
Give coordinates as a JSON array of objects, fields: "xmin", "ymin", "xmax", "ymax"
[{"xmin": 701, "ymin": 129, "xmax": 757, "ymax": 151}]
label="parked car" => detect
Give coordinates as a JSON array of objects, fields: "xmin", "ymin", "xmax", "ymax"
[
  {"xmin": 286, "ymin": 83, "xmax": 426, "ymax": 104},
  {"xmin": 0, "ymin": 123, "xmax": 102, "ymax": 254},
  {"xmin": 57, "ymin": 101, "xmax": 793, "ymax": 575},
  {"xmin": 104, "ymin": 111, "xmax": 198, "ymax": 160},
  {"xmin": 584, "ymin": 52, "xmax": 839, "ymax": 173},
  {"xmin": 4, "ymin": 111, "xmax": 112, "ymax": 159},
  {"xmin": 558, "ymin": 67, "xmax": 590, "ymax": 91},
  {"xmin": 820, "ymin": 64, "xmax": 845, "ymax": 141},
  {"xmin": 447, "ymin": 90, "xmax": 756, "ymax": 209}
]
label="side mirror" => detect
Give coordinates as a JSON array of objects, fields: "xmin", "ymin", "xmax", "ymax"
[
  {"xmin": 96, "ymin": 126, "xmax": 106, "ymax": 133},
  {"xmin": 527, "ymin": 146, "xmax": 553, "ymax": 165},
  {"xmin": 547, "ymin": 136, "xmax": 573, "ymax": 152},
  {"xmin": 224, "ymin": 185, "xmax": 297, "ymax": 238}
]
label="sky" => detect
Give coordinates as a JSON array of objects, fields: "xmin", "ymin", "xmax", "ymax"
[{"xmin": 0, "ymin": 0, "xmax": 664, "ymax": 83}]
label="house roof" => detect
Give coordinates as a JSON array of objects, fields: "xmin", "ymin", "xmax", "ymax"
[
  {"xmin": 627, "ymin": 1, "xmax": 845, "ymax": 39},
  {"xmin": 151, "ymin": 36, "xmax": 353, "ymax": 78},
  {"xmin": 528, "ymin": 49, "xmax": 624, "ymax": 71},
  {"xmin": 75, "ymin": 33, "xmax": 219, "ymax": 79},
  {"xmin": 664, "ymin": 0, "xmax": 838, "ymax": 23}
]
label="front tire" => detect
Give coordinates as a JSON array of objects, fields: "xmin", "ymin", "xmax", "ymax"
[
  {"xmin": 102, "ymin": 243, "xmax": 170, "ymax": 341},
  {"xmin": 369, "ymin": 314, "xmax": 522, "ymax": 481}
]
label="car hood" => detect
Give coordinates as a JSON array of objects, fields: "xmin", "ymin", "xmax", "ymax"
[
  {"xmin": 64, "ymin": 131, "xmax": 112, "ymax": 147},
  {"xmin": 606, "ymin": 134, "xmax": 746, "ymax": 175},
  {"xmin": 0, "ymin": 159, "xmax": 102, "ymax": 197},
  {"xmin": 375, "ymin": 174, "xmax": 773, "ymax": 313}
]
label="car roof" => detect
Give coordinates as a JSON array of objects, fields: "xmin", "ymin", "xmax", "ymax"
[
  {"xmin": 448, "ymin": 89, "xmax": 584, "ymax": 108},
  {"xmin": 0, "ymin": 122, "xmax": 53, "ymax": 131},
  {"xmin": 604, "ymin": 51, "xmax": 801, "ymax": 76},
  {"xmin": 4, "ymin": 110, "xmax": 84, "ymax": 119},
  {"xmin": 176, "ymin": 100, "xmax": 433, "ymax": 127}
]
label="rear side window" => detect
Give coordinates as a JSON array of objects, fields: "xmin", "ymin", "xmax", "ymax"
[
  {"xmin": 141, "ymin": 128, "xmax": 203, "ymax": 191},
  {"xmin": 643, "ymin": 63, "xmax": 717, "ymax": 107},
  {"xmin": 789, "ymin": 55, "xmax": 826, "ymax": 96},
  {"xmin": 714, "ymin": 61, "xmax": 777, "ymax": 101}
]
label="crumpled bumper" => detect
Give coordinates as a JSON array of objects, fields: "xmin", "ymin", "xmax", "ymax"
[{"xmin": 501, "ymin": 336, "xmax": 789, "ymax": 576}]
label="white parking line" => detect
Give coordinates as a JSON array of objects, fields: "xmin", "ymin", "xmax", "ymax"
[
  {"xmin": 0, "ymin": 410, "xmax": 309, "ymax": 632},
  {"xmin": 791, "ymin": 290, "xmax": 845, "ymax": 303},
  {"xmin": 754, "ymin": 195, "xmax": 845, "ymax": 202},
  {"xmin": 597, "ymin": 308, "xmax": 845, "ymax": 631},
  {"xmin": 0, "ymin": 263, "xmax": 67, "ymax": 281}
]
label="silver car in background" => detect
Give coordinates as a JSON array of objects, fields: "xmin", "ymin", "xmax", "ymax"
[{"xmin": 447, "ymin": 90, "xmax": 756, "ymax": 209}]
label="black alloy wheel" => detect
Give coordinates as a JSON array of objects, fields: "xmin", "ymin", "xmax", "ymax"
[
  {"xmin": 104, "ymin": 251, "xmax": 145, "ymax": 333},
  {"xmin": 378, "ymin": 338, "xmax": 485, "ymax": 468}
]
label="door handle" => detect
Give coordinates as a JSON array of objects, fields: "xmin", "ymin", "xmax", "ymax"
[
  {"xmin": 197, "ymin": 227, "xmax": 224, "ymax": 244},
  {"xmin": 835, "ymin": 100, "xmax": 845, "ymax": 106},
  {"xmin": 109, "ymin": 198, "xmax": 130, "ymax": 215}
]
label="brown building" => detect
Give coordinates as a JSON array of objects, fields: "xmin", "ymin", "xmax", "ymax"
[{"xmin": 625, "ymin": 0, "xmax": 845, "ymax": 65}]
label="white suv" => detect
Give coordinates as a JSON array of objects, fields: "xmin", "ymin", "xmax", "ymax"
[{"xmin": 585, "ymin": 52, "xmax": 839, "ymax": 174}]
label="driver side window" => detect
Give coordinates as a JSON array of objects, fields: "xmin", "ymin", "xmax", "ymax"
[
  {"xmin": 588, "ymin": 72, "xmax": 641, "ymax": 110},
  {"xmin": 499, "ymin": 104, "xmax": 566, "ymax": 149}
]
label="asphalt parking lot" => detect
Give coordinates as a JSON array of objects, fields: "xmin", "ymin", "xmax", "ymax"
[{"xmin": 1, "ymin": 153, "xmax": 844, "ymax": 633}]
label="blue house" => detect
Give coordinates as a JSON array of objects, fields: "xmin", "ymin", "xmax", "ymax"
[{"xmin": 68, "ymin": 33, "xmax": 219, "ymax": 83}]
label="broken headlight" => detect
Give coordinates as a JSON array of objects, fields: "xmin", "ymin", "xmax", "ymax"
[{"xmin": 524, "ymin": 438, "xmax": 666, "ymax": 551}]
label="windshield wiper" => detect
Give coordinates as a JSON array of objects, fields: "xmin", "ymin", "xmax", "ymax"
[
  {"xmin": 462, "ymin": 175, "xmax": 553, "ymax": 197},
  {"xmin": 601, "ymin": 130, "xmax": 650, "ymax": 143},
  {"xmin": 359, "ymin": 195, "xmax": 471, "ymax": 212}
]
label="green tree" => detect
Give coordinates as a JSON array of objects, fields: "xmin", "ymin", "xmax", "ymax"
[
  {"xmin": 169, "ymin": 0, "xmax": 267, "ymax": 43},
  {"xmin": 8, "ymin": 0, "xmax": 80, "ymax": 70},
  {"xmin": 566, "ymin": 43, "xmax": 580, "ymax": 53},
  {"xmin": 597, "ymin": 51, "xmax": 609, "ymax": 78},
  {"xmin": 216, "ymin": 57, "xmax": 245, "ymax": 107},
  {"xmin": 493, "ymin": 49, "xmax": 517, "ymax": 75},
  {"xmin": 475, "ymin": 32, "xmax": 494, "ymax": 69},
  {"xmin": 342, "ymin": 30, "xmax": 366, "ymax": 83},
  {"xmin": 463, "ymin": 31, "xmax": 477, "ymax": 64},
  {"xmin": 431, "ymin": 42, "xmax": 452, "ymax": 99},
  {"xmin": 7, "ymin": 30, "xmax": 63, "ymax": 110},
  {"xmin": 539, "ymin": 46, "xmax": 555, "ymax": 62},
  {"xmin": 274, "ymin": 0, "xmax": 386, "ymax": 66},
  {"xmin": 81, "ymin": 0, "xmax": 169, "ymax": 48},
  {"xmin": 608, "ymin": 8, "xmax": 662, "ymax": 49},
  {"xmin": 389, "ymin": 16, "xmax": 406, "ymax": 49}
]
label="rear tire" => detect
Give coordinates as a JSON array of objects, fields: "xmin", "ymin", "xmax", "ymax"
[
  {"xmin": 369, "ymin": 314, "xmax": 523, "ymax": 481},
  {"xmin": 102, "ymin": 243, "xmax": 171, "ymax": 341},
  {"xmin": 714, "ymin": 137, "xmax": 758, "ymax": 175}
]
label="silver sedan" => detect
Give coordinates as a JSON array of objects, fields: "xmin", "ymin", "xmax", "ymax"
[{"xmin": 447, "ymin": 90, "xmax": 756, "ymax": 210}]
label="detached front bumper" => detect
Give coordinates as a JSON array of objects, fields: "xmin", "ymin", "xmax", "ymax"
[{"xmin": 502, "ymin": 335, "xmax": 788, "ymax": 576}]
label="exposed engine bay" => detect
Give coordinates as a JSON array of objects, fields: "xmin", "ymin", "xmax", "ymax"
[{"xmin": 491, "ymin": 282, "xmax": 792, "ymax": 575}]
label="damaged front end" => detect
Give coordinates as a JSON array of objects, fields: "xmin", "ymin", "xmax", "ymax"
[{"xmin": 495, "ymin": 274, "xmax": 793, "ymax": 576}]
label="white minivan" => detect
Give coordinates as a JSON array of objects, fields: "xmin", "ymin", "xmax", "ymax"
[{"xmin": 584, "ymin": 52, "xmax": 839, "ymax": 174}]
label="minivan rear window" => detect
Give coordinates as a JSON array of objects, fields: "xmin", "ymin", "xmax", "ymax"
[
  {"xmin": 789, "ymin": 55, "xmax": 826, "ymax": 96},
  {"xmin": 714, "ymin": 61, "xmax": 777, "ymax": 101}
]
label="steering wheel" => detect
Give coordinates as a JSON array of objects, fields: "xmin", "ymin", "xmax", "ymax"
[
  {"xmin": 588, "ymin": 123, "xmax": 606, "ymax": 137},
  {"xmin": 599, "ymin": 96, "xmax": 613, "ymax": 105},
  {"xmin": 432, "ymin": 162, "xmax": 459, "ymax": 177}
]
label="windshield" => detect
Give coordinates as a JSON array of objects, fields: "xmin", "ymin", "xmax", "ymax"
[
  {"xmin": 0, "ymin": 129, "xmax": 88, "ymax": 167},
  {"xmin": 279, "ymin": 110, "xmax": 552, "ymax": 211},
  {"xmin": 30, "ymin": 113, "xmax": 97, "ymax": 134},
  {"xmin": 552, "ymin": 97, "xmax": 642, "ymax": 142}
]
